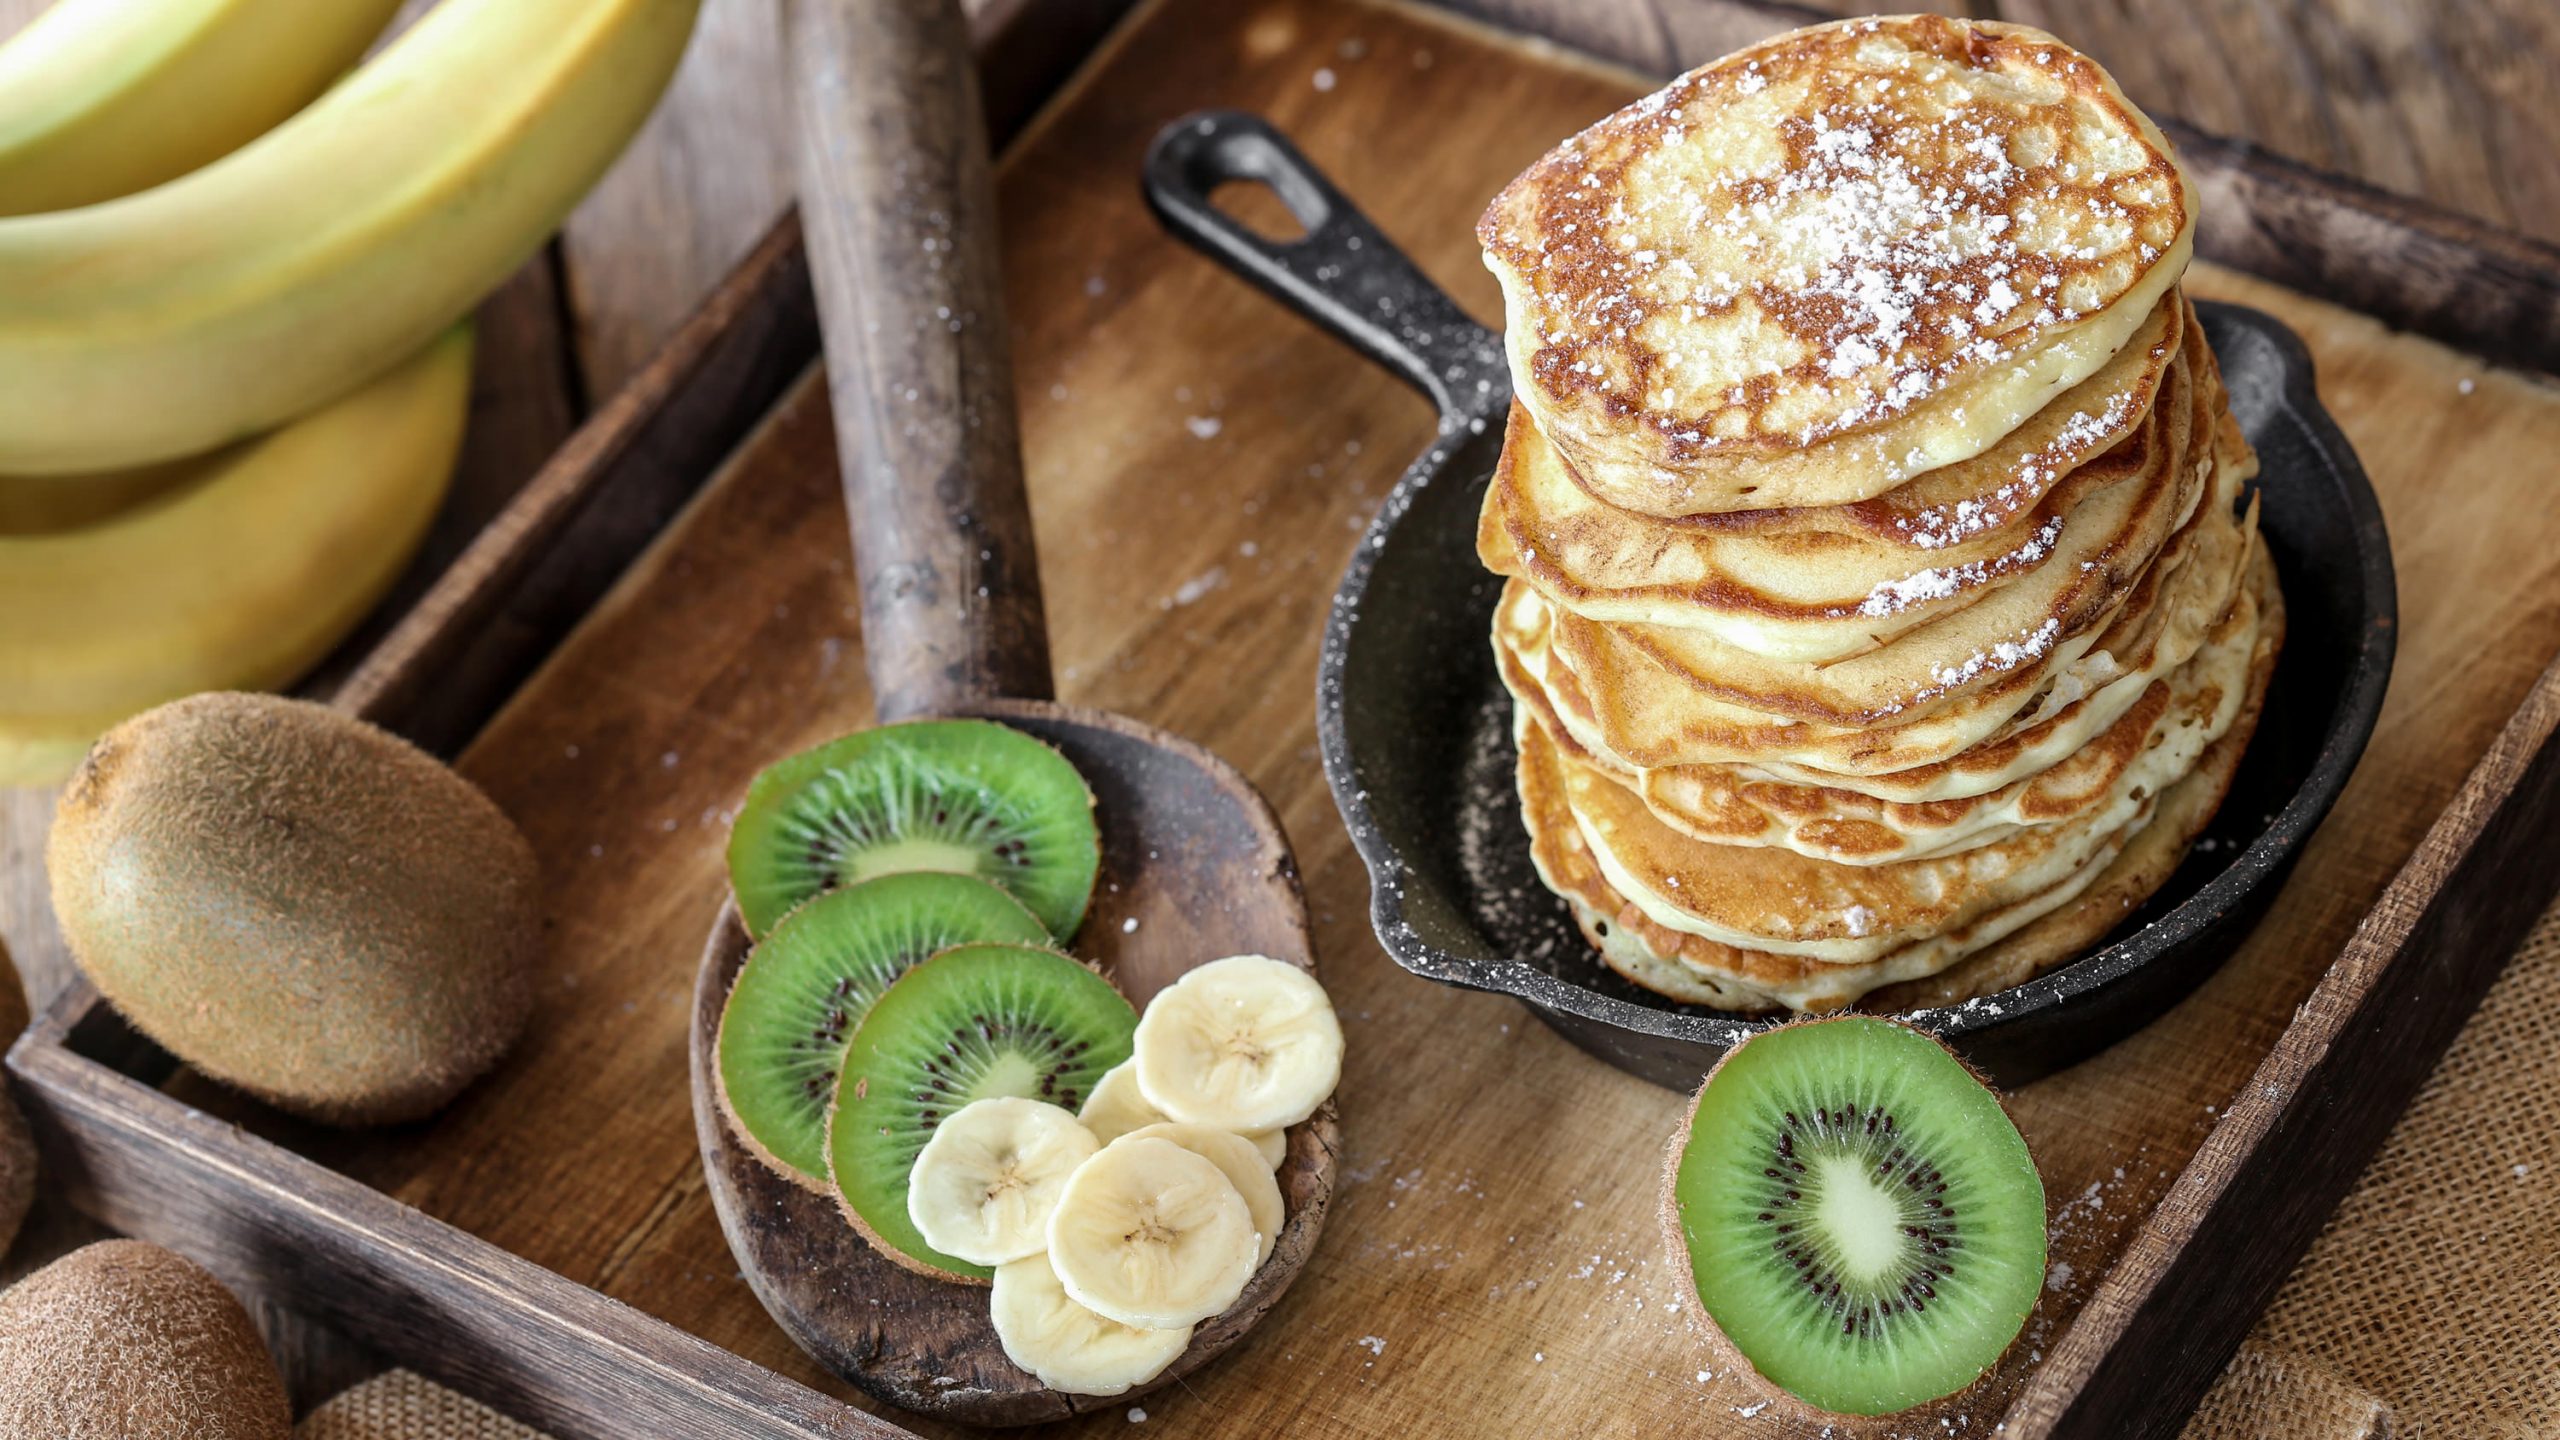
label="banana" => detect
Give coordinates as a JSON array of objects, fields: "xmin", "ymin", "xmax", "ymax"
[
  {"xmin": 0, "ymin": 0, "xmax": 700, "ymax": 474},
  {"xmin": 1045, "ymin": 1135, "xmax": 1259, "ymax": 1331},
  {"xmin": 1080, "ymin": 1059, "xmax": 1285, "ymax": 1170},
  {"xmin": 0, "ymin": 455, "xmax": 205, "ymax": 535},
  {"xmin": 1123, "ymin": 1123, "xmax": 1281, "ymax": 1265},
  {"xmin": 0, "ymin": 326, "xmax": 472, "ymax": 786},
  {"xmin": 905, "ymin": 1098, "xmax": 1098, "ymax": 1268},
  {"xmin": 990, "ymin": 1251, "xmax": 1192, "ymax": 1397},
  {"xmin": 1133, "ymin": 956, "xmax": 1344, "ymax": 1134},
  {"xmin": 0, "ymin": 0, "xmax": 405, "ymax": 216}
]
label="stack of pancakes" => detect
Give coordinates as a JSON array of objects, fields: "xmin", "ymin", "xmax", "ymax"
[{"xmin": 1473, "ymin": 16, "xmax": 2284, "ymax": 1014}]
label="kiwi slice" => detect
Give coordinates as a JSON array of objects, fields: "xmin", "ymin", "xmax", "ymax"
[
  {"xmin": 829, "ymin": 942, "xmax": 1136, "ymax": 1282},
  {"xmin": 1663, "ymin": 1016, "xmax": 2046, "ymax": 1419},
  {"xmin": 727, "ymin": 718, "xmax": 1100, "ymax": 942},
  {"xmin": 717, "ymin": 872, "xmax": 1051, "ymax": 1185}
]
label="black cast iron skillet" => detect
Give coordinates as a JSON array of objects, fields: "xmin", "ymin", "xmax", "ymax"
[{"xmin": 1143, "ymin": 110, "xmax": 2396, "ymax": 1090}]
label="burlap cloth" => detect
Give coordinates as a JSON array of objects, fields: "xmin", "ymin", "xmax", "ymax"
[
  {"xmin": 292, "ymin": 909, "xmax": 2560, "ymax": 1440},
  {"xmin": 2183, "ymin": 898, "xmax": 2560, "ymax": 1439},
  {"xmin": 297, "ymin": 1371, "xmax": 548, "ymax": 1440}
]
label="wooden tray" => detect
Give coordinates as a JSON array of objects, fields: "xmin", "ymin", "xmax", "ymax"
[{"xmin": 13, "ymin": 1, "xmax": 2560, "ymax": 1437}]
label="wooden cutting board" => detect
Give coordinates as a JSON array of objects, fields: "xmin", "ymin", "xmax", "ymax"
[{"xmin": 104, "ymin": 0, "xmax": 2560, "ymax": 1434}]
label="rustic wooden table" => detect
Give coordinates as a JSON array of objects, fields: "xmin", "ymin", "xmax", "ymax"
[{"xmin": 0, "ymin": 0, "xmax": 2553, "ymax": 1426}]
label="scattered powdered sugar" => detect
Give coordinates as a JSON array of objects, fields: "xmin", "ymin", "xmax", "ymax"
[
  {"xmin": 1491, "ymin": 29, "xmax": 2160, "ymax": 448},
  {"xmin": 1856, "ymin": 514, "xmax": 2063, "ymax": 617},
  {"xmin": 1923, "ymin": 617, "xmax": 2061, "ymax": 693},
  {"xmin": 1163, "ymin": 565, "xmax": 1226, "ymax": 608},
  {"xmin": 1184, "ymin": 415, "xmax": 1224, "ymax": 439},
  {"xmin": 1892, "ymin": 389, "xmax": 2139, "ymax": 549},
  {"xmin": 1356, "ymin": 1335, "xmax": 1386, "ymax": 1355}
]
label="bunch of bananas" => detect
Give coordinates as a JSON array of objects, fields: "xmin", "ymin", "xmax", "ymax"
[{"xmin": 0, "ymin": 0, "xmax": 703, "ymax": 783}]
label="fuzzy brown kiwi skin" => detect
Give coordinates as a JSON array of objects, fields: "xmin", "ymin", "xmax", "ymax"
[
  {"xmin": 46, "ymin": 693, "xmax": 539, "ymax": 1126},
  {"xmin": 1656, "ymin": 1017, "xmax": 2045, "ymax": 1427},
  {"xmin": 0, "ymin": 1240, "xmax": 292, "ymax": 1440}
]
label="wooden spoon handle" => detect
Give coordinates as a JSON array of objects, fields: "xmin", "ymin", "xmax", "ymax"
[{"xmin": 787, "ymin": 0, "xmax": 1052, "ymax": 721}]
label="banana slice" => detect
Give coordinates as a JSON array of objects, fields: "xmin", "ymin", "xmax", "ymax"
[
  {"xmin": 1082, "ymin": 1058, "xmax": 1286, "ymax": 1170},
  {"xmin": 1125, "ymin": 1122, "xmax": 1283, "ymax": 1265},
  {"xmin": 1046, "ymin": 1135, "xmax": 1258, "ymax": 1329},
  {"xmin": 1246, "ymin": 1124, "xmax": 1288, "ymax": 1172},
  {"xmin": 905, "ymin": 1097, "xmax": 1098, "ymax": 1267},
  {"xmin": 991, "ymin": 1251, "xmax": 1192, "ymax": 1396},
  {"xmin": 1133, "ymin": 956, "xmax": 1343, "ymax": 1133}
]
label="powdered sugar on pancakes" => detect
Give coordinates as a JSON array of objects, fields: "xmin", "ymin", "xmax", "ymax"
[
  {"xmin": 1891, "ymin": 386, "xmax": 2141, "ymax": 549},
  {"xmin": 1479, "ymin": 16, "xmax": 2194, "ymax": 515}
]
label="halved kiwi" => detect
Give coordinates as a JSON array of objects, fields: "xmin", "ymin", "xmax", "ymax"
[
  {"xmin": 1662, "ymin": 1016, "xmax": 2047, "ymax": 1420},
  {"xmin": 828, "ymin": 942, "xmax": 1137, "ymax": 1283},
  {"xmin": 718, "ymin": 872, "xmax": 1052, "ymax": 1186},
  {"xmin": 727, "ymin": 719, "xmax": 1100, "ymax": 942}
]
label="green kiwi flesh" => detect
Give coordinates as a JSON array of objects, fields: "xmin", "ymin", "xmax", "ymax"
[
  {"xmin": 829, "ymin": 942, "xmax": 1136, "ymax": 1281},
  {"xmin": 727, "ymin": 718, "xmax": 1100, "ymax": 942},
  {"xmin": 0, "ymin": 1240, "xmax": 293, "ymax": 1440},
  {"xmin": 1666, "ymin": 1016, "xmax": 2046, "ymax": 1418},
  {"xmin": 718, "ymin": 872, "xmax": 1052, "ymax": 1185},
  {"xmin": 45, "ymin": 693, "xmax": 538, "ymax": 1126}
]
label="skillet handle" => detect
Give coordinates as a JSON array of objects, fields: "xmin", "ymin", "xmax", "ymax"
[{"xmin": 1144, "ymin": 110, "xmax": 1510, "ymax": 426}]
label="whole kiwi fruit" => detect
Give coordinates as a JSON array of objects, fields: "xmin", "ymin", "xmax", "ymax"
[
  {"xmin": 0, "ymin": 1239, "xmax": 292, "ymax": 1439},
  {"xmin": 47, "ymin": 692, "xmax": 540, "ymax": 1125}
]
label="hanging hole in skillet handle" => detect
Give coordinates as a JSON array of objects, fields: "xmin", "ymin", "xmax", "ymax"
[{"xmin": 1144, "ymin": 110, "xmax": 1511, "ymax": 427}]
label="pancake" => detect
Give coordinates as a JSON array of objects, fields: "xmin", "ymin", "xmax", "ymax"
[
  {"xmin": 1478, "ymin": 296, "xmax": 2188, "ymax": 662},
  {"xmin": 1517, "ymin": 696, "xmax": 2148, "ymax": 1010},
  {"xmin": 1513, "ymin": 548, "xmax": 2282, "ymax": 1011},
  {"xmin": 1553, "ymin": 668, "xmax": 2182, "ymax": 965},
  {"xmin": 1478, "ymin": 16, "xmax": 2196, "ymax": 517},
  {"xmin": 1498, "ymin": 566, "xmax": 2260, "ymax": 866},
  {"xmin": 1498, "ymin": 439, "xmax": 2251, "ymax": 776},
  {"xmin": 1864, "ymin": 546, "xmax": 2284, "ymax": 1009},
  {"xmin": 1534, "ymin": 343, "xmax": 2210, "ymax": 728}
]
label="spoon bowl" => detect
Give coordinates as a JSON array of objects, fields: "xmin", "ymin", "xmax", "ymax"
[{"xmin": 690, "ymin": 700, "xmax": 1334, "ymax": 1426}]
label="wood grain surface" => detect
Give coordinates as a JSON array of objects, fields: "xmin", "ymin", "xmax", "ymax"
[
  {"xmin": 4, "ymin": 0, "xmax": 2556, "ymax": 1009},
  {"xmin": 65, "ymin": 1, "xmax": 2555, "ymax": 1435},
  {"xmin": 2, "ymin": 0, "xmax": 2557, "ymax": 1434}
]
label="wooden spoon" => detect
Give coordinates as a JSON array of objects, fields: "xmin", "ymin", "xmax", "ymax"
[{"xmin": 687, "ymin": 0, "xmax": 1334, "ymax": 1425}]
